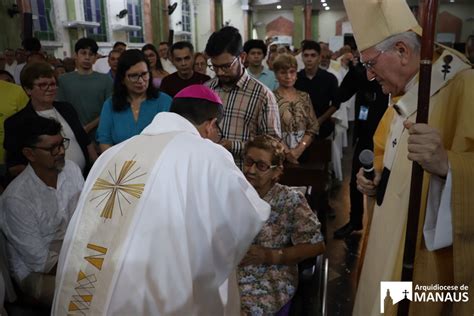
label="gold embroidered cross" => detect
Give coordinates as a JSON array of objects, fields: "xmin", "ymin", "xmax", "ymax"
[{"xmin": 91, "ymin": 159, "xmax": 146, "ymax": 220}]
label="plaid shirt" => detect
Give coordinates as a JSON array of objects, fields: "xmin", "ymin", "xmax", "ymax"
[{"xmin": 206, "ymin": 70, "xmax": 281, "ymax": 168}]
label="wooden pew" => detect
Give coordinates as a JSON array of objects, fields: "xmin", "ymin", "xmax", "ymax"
[
  {"xmin": 279, "ymin": 138, "xmax": 332, "ymax": 233},
  {"xmin": 279, "ymin": 139, "xmax": 332, "ymax": 316}
]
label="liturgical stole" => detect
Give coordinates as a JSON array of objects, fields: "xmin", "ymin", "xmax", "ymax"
[
  {"xmin": 376, "ymin": 48, "xmax": 471, "ymax": 205},
  {"xmin": 55, "ymin": 133, "xmax": 178, "ymax": 314}
]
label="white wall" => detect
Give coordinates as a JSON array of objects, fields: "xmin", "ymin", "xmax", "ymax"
[
  {"xmin": 195, "ymin": 0, "xmax": 213, "ymax": 52},
  {"xmin": 43, "ymin": 0, "xmax": 149, "ymax": 57},
  {"xmin": 222, "ymin": 0, "xmax": 246, "ymax": 40},
  {"xmin": 317, "ymin": 9, "xmax": 346, "ymax": 43},
  {"xmin": 253, "ymin": 9, "xmax": 293, "ymax": 40},
  {"xmin": 316, "ymin": 4, "xmax": 473, "ymax": 44},
  {"xmin": 44, "ymin": 0, "xmax": 69, "ymax": 57},
  {"xmin": 194, "ymin": 0, "xmax": 247, "ymax": 52}
]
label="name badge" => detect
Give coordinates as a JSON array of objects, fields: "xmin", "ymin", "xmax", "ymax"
[{"xmin": 359, "ymin": 105, "xmax": 369, "ymax": 121}]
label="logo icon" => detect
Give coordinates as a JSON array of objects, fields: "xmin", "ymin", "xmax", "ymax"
[{"xmin": 380, "ymin": 281, "xmax": 413, "ymax": 313}]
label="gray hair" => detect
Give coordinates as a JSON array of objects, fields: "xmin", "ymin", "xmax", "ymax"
[{"xmin": 375, "ymin": 31, "xmax": 421, "ymax": 53}]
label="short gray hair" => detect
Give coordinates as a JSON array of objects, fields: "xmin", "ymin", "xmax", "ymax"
[{"xmin": 375, "ymin": 31, "xmax": 421, "ymax": 53}]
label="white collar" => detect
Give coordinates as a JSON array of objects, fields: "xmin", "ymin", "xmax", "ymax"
[
  {"xmin": 141, "ymin": 112, "xmax": 201, "ymax": 137},
  {"xmin": 404, "ymin": 74, "xmax": 418, "ymax": 94}
]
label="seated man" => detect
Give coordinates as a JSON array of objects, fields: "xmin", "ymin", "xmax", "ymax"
[{"xmin": 0, "ymin": 116, "xmax": 83, "ymax": 305}]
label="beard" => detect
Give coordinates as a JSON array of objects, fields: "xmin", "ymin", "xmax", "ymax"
[{"xmin": 54, "ymin": 156, "xmax": 66, "ymax": 172}]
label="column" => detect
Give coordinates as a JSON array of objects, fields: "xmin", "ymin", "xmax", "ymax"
[
  {"xmin": 304, "ymin": 0, "xmax": 312, "ymax": 40},
  {"xmin": 293, "ymin": 6, "xmax": 303, "ymax": 47}
]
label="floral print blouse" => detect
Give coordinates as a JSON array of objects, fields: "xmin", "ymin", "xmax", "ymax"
[
  {"xmin": 275, "ymin": 90, "xmax": 319, "ymax": 149},
  {"xmin": 238, "ymin": 183, "xmax": 323, "ymax": 315}
]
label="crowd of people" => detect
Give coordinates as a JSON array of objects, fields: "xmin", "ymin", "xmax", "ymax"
[
  {"xmin": 0, "ymin": 27, "xmax": 343, "ymax": 315},
  {"xmin": 0, "ymin": 0, "xmax": 472, "ymax": 313}
]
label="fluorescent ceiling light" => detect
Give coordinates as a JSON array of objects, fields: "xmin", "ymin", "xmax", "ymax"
[
  {"xmin": 321, "ymin": 0, "xmax": 326, "ymax": 2},
  {"xmin": 325, "ymin": 6, "xmax": 330, "ymax": 10},
  {"xmin": 276, "ymin": 4, "xmax": 282, "ymax": 9},
  {"xmin": 322, "ymin": 2, "xmax": 327, "ymax": 6}
]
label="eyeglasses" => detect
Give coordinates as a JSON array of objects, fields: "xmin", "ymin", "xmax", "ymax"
[
  {"xmin": 34, "ymin": 81, "xmax": 57, "ymax": 91},
  {"xmin": 208, "ymin": 56, "xmax": 239, "ymax": 72},
  {"xmin": 361, "ymin": 50, "xmax": 385, "ymax": 70},
  {"xmin": 215, "ymin": 121, "xmax": 223, "ymax": 142},
  {"xmin": 32, "ymin": 138, "xmax": 70, "ymax": 156},
  {"xmin": 243, "ymin": 156, "xmax": 277, "ymax": 172},
  {"xmin": 127, "ymin": 71, "xmax": 150, "ymax": 83}
]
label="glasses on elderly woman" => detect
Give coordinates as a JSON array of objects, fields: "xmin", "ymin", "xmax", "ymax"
[
  {"xmin": 34, "ymin": 81, "xmax": 57, "ymax": 91},
  {"xmin": 243, "ymin": 156, "xmax": 277, "ymax": 172}
]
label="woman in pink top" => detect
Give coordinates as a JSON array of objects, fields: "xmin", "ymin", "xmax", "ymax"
[{"xmin": 142, "ymin": 44, "xmax": 168, "ymax": 88}]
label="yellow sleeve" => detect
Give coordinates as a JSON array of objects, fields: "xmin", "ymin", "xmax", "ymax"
[
  {"xmin": 16, "ymin": 87, "xmax": 29, "ymax": 111},
  {"xmin": 373, "ymin": 107, "xmax": 394, "ymax": 172}
]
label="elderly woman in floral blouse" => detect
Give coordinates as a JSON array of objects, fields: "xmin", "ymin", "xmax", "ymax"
[
  {"xmin": 238, "ymin": 135, "xmax": 325, "ymax": 315},
  {"xmin": 273, "ymin": 54, "xmax": 319, "ymax": 164}
]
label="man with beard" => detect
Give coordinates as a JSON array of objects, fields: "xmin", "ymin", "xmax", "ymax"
[
  {"xmin": 0, "ymin": 117, "xmax": 83, "ymax": 305},
  {"xmin": 205, "ymin": 26, "xmax": 281, "ymax": 168},
  {"xmin": 160, "ymin": 41, "xmax": 210, "ymax": 97}
]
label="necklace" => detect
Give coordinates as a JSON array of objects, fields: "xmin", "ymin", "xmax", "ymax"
[{"xmin": 131, "ymin": 104, "xmax": 140, "ymax": 115}]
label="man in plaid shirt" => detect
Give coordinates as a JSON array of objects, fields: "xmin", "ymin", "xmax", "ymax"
[{"xmin": 205, "ymin": 27, "xmax": 281, "ymax": 169}]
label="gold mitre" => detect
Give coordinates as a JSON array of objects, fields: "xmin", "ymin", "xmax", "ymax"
[{"xmin": 343, "ymin": 0, "xmax": 422, "ymax": 51}]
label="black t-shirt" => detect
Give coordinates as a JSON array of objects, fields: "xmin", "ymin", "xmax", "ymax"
[
  {"xmin": 160, "ymin": 71, "xmax": 211, "ymax": 97},
  {"xmin": 295, "ymin": 68, "xmax": 340, "ymax": 138}
]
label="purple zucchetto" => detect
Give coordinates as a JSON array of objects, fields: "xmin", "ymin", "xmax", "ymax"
[{"xmin": 174, "ymin": 85, "xmax": 222, "ymax": 105}]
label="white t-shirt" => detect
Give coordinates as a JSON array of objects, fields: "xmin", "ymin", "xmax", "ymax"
[{"xmin": 36, "ymin": 108, "xmax": 86, "ymax": 171}]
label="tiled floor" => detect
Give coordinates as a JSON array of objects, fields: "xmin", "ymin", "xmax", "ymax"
[{"xmin": 324, "ymin": 136, "xmax": 367, "ymax": 316}]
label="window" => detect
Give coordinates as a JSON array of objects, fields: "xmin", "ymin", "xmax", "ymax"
[
  {"xmin": 84, "ymin": 0, "xmax": 107, "ymax": 42},
  {"xmin": 178, "ymin": 0, "xmax": 192, "ymax": 42},
  {"xmin": 181, "ymin": 0, "xmax": 191, "ymax": 33},
  {"xmin": 127, "ymin": 0, "xmax": 144, "ymax": 43},
  {"xmin": 31, "ymin": 0, "xmax": 55, "ymax": 41}
]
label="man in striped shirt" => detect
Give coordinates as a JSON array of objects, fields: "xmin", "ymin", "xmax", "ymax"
[{"xmin": 205, "ymin": 26, "xmax": 281, "ymax": 169}]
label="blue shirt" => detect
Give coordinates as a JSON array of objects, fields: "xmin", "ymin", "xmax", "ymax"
[
  {"xmin": 97, "ymin": 93, "xmax": 172, "ymax": 145},
  {"xmin": 248, "ymin": 68, "xmax": 279, "ymax": 91}
]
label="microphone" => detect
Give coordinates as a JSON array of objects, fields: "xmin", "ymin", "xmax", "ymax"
[{"xmin": 359, "ymin": 149, "xmax": 374, "ymax": 180}]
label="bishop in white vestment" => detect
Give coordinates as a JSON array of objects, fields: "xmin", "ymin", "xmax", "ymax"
[{"xmin": 52, "ymin": 86, "xmax": 271, "ymax": 315}]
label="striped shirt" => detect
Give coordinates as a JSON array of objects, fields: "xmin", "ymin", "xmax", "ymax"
[{"xmin": 206, "ymin": 70, "xmax": 281, "ymax": 168}]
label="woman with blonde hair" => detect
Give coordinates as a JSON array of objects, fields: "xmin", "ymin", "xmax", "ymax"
[{"xmin": 273, "ymin": 54, "xmax": 319, "ymax": 163}]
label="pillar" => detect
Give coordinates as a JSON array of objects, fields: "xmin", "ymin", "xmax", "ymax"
[
  {"xmin": 293, "ymin": 6, "xmax": 303, "ymax": 47},
  {"xmin": 304, "ymin": 0, "xmax": 312, "ymax": 40}
]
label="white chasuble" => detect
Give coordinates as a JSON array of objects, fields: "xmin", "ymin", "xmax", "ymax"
[
  {"xmin": 55, "ymin": 134, "xmax": 175, "ymax": 314},
  {"xmin": 53, "ymin": 112, "xmax": 270, "ymax": 316}
]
